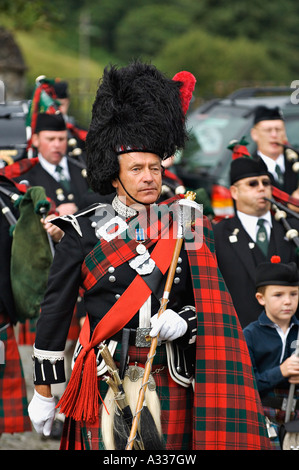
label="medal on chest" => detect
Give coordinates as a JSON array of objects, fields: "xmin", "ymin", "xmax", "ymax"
[
  {"xmin": 129, "ymin": 228, "xmax": 155, "ymax": 275},
  {"xmin": 135, "ymin": 227, "xmax": 146, "ymax": 254}
]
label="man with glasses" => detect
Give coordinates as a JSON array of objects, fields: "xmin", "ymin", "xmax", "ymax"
[
  {"xmin": 251, "ymin": 105, "xmax": 298, "ymax": 196},
  {"xmin": 213, "ymin": 155, "xmax": 299, "ymax": 327}
]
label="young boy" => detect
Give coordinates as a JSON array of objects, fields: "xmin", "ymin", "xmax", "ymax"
[{"xmin": 243, "ymin": 256, "xmax": 299, "ymax": 449}]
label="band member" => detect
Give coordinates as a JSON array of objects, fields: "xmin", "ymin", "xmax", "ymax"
[
  {"xmin": 251, "ymin": 105, "xmax": 299, "ymax": 196},
  {"xmin": 243, "ymin": 257, "xmax": 299, "ymax": 449},
  {"xmin": 0, "ymin": 175, "xmax": 31, "ymax": 436},
  {"xmin": 213, "ymin": 155, "xmax": 299, "ymax": 328},
  {"xmin": 14, "ymin": 112, "xmax": 89, "ymax": 215},
  {"xmin": 53, "ymin": 79, "xmax": 87, "ymax": 152},
  {"xmin": 28, "ymin": 61, "xmax": 270, "ymax": 450}
]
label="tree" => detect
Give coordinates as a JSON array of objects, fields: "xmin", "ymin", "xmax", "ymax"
[
  {"xmin": 114, "ymin": 5, "xmax": 191, "ymax": 61},
  {"xmin": 155, "ymin": 30, "xmax": 293, "ymax": 98},
  {"xmin": 1, "ymin": 0, "xmax": 71, "ymax": 30}
]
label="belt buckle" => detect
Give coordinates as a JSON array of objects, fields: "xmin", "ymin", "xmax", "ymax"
[
  {"xmin": 282, "ymin": 397, "xmax": 297, "ymax": 412},
  {"xmin": 135, "ymin": 327, "xmax": 152, "ymax": 348}
]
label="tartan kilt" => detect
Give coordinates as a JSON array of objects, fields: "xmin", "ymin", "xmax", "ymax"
[
  {"xmin": 18, "ymin": 310, "xmax": 80, "ymax": 346},
  {"xmin": 60, "ymin": 344, "xmax": 193, "ymax": 450},
  {"xmin": 0, "ymin": 314, "xmax": 31, "ymax": 434},
  {"xmin": 18, "ymin": 318, "xmax": 37, "ymax": 346}
]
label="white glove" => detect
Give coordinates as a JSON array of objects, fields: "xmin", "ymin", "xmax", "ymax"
[
  {"xmin": 28, "ymin": 390, "xmax": 56, "ymax": 436},
  {"xmin": 150, "ymin": 309, "xmax": 188, "ymax": 342}
]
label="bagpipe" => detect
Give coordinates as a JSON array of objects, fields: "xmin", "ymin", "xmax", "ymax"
[
  {"xmin": 0, "ymin": 162, "xmax": 56, "ymax": 322},
  {"xmin": 264, "ymin": 194, "xmax": 299, "ymax": 254},
  {"xmin": 0, "ymin": 76, "xmax": 87, "ymax": 174},
  {"xmin": 280, "ymin": 142, "xmax": 299, "ymax": 174},
  {"xmin": 263, "ymin": 177, "xmax": 299, "ymax": 255},
  {"xmin": 0, "ymin": 161, "xmax": 39, "ymax": 227},
  {"xmin": 0, "ymin": 75, "xmax": 89, "ymax": 322},
  {"xmin": 228, "ymin": 137, "xmax": 299, "ymax": 250},
  {"xmin": 269, "ymin": 138, "xmax": 299, "ymax": 222},
  {"xmin": 0, "ymin": 190, "xmax": 17, "ymax": 226},
  {"xmin": 26, "ymin": 75, "xmax": 87, "ymax": 165}
]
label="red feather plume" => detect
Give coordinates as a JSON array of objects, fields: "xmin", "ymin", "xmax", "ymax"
[{"xmin": 172, "ymin": 71, "xmax": 196, "ymax": 115}]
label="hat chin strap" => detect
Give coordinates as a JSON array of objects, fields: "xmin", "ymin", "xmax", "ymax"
[{"xmin": 117, "ymin": 177, "xmax": 161, "ymax": 206}]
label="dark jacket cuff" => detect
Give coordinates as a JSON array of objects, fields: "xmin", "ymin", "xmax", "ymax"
[
  {"xmin": 174, "ymin": 305, "xmax": 197, "ymax": 349},
  {"xmin": 33, "ymin": 346, "xmax": 66, "ymax": 385}
]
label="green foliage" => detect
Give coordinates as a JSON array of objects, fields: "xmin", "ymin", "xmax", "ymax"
[
  {"xmin": 115, "ymin": 5, "xmax": 191, "ymax": 61},
  {"xmin": 155, "ymin": 30, "xmax": 293, "ymax": 97},
  {"xmin": 2, "ymin": 0, "xmax": 299, "ymax": 102},
  {"xmin": 1, "ymin": 0, "xmax": 66, "ymax": 30}
]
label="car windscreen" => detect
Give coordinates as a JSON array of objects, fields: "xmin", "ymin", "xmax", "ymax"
[
  {"xmin": 284, "ymin": 117, "xmax": 299, "ymax": 149},
  {"xmin": 177, "ymin": 105, "xmax": 252, "ymax": 171}
]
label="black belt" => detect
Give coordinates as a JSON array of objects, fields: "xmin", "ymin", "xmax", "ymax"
[
  {"xmin": 110, "ymin": 328, "xmax": 137, "ymax": 346},
  {"xmin": 262, "ymin": 396, "xmax": 299, "ymax": 410}
]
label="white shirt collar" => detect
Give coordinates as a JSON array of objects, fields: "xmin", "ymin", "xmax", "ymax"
[
  {"xmin": 272, "ymin": 322, "xmax": 294, "ymax": 363},
  {"xmin": 257, "ymin": 150, "xmax": 285, "ymax": 174},
  {"xmin": 38, "ymin": 154, "xmax": 70, "ymax": 181},
  {"xmin": 237, "ymin": 210, "xmax": 272, "ymax": 242}
]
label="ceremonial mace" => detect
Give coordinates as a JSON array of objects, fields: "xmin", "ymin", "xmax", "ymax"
[{"xmin": 125, "ymin": 191, "xmax": 200, "ymax": 450}]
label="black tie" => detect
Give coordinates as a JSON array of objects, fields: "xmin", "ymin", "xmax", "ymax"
[
  {"xmin": 55, "ymin": 165, "xmax": 70, "ymax": 192},
  {"xmin": 256, "ymin": 219, "xmax": 268, "ymax": 256}
]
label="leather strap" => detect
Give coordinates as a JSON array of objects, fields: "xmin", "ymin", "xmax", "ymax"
[{"xmin": 119, "ymin": 328, "xmax": 131, "ymax": 380}]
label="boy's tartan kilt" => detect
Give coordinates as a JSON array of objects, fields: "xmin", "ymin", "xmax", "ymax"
[
  {"xmin": 60, "ymin": 344, "xmax": 193, "ymax": 450},
  {"xmin": 0, "ymin": 314, "xmax": 31, "ymax": 434}
]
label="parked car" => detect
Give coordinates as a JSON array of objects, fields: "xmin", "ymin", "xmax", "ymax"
[
  {"xmin": 174, "ymin": 87, "xmax": 299, "ymax": 219},
  {"xmin": 0, "ymin": 100, "xmax": 29, "ymax": 167}
]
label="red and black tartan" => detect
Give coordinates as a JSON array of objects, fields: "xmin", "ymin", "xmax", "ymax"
[
  {"xmin": 189, "ymin": 221, "xmax": 270, "ymax": 449},
  {"xmin": 59, "ymin": 201, "xmax": 271, "ymax": 450},
  {"xmin": 17, "ymin": 311, "xmax": 80, "ymax": 346},
  {"xmin": 0, "ymin": 314, "xmax": 31, "ymax": 434},
  {"xmin": 0, "ymin": 157, "xmax": 39, "ymax": 181},
  {"xmin": 272, "ymin": 185, "xmax": 299, "ymax": 208}
]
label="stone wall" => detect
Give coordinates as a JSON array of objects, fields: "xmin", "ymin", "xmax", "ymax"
[{"xmin": 0, "ymin": 27, "xmax": 27, "ymax": 100}]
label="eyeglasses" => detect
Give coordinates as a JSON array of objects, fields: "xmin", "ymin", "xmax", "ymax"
[
  {"xmin": 248, "ymin": 179, "xmax": 271, "ymax": 187},
  {"xmin": 235, "ymin": 178, "xmax": 271, "ymax": 188},
  {"xmin": 254, "ymin": 126, "xmax": 285, "ymax": 134}
]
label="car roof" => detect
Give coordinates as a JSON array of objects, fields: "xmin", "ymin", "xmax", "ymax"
[
  {"xmin": 0, "ymin": 101, "xmax": 29, "ymax": 161},
  {"xmin": 215, "ymin": 87, "xmax": 295, "ymax": 109},
  {"xmin": 175, "ymin": 86, "xmax": 299, "ymax": 191}
]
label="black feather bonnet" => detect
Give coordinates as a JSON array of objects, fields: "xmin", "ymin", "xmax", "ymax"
[{"xmin": 86, "ymin": 61, "xmax": 196, "ymax": 194}]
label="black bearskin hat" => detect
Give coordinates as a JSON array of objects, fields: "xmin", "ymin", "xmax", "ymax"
[{"xmin": 86, "ymin": 61, "xmax": 196, "ymax": 194}]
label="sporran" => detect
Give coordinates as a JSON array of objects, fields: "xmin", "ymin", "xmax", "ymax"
[{"xmin": 101, "ymin": 365, "xmax": 162, "ymax": 450}]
